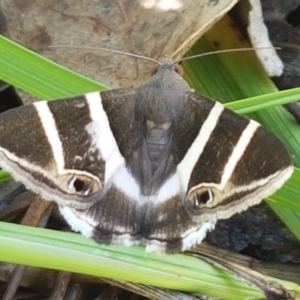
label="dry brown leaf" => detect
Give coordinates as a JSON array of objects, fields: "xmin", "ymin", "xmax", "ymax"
[{"xmin": 0, "ymin": 0, "xmax": 237, "ymax": 88}]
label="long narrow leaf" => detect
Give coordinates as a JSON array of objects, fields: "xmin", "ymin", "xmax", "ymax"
[
  {"xmin": 0, "ymin": 221, "xmax": 264, "ymax": 299},
  {"xmin": 0, "ymin": 35, "xmax": 106, "ymax": 99}
]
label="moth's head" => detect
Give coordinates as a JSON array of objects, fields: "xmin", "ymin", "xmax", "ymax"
[
  {"xmin": 150, "ymin": 58, "xmax": 184, "ymax": 77},
  {"xmin": 136, "ymin": 58, "xmax": 191, "ymax": 123}
]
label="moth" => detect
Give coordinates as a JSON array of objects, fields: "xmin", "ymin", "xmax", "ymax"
[{"xmin": 0, "ymin": 58, "xmax": 293, "ymax": 254}]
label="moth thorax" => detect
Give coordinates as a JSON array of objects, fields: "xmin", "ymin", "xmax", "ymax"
[{"xmin": 146, "ymin": 120, "xmax": 172, "ymax": 171}]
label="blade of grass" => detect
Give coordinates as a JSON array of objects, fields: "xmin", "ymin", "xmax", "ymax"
[
  {"xmin": 267, "ymin": 167, "xmax": 300, "ymax": 212},
  {"xmin": 0, "ymin": 221, "xmax": 264, "ymax": 300},
  {"xmin": 226, "ymin": 87, "xmax": 300, "ymax": 114},
  {"xmin": 0, "ymin": 35, "xmax": 106, "ymax": 99}
]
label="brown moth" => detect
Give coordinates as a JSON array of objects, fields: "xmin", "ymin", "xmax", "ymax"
[{"xmin": 0, "ymin": 58, "xmax": 293, "ymax": 253}]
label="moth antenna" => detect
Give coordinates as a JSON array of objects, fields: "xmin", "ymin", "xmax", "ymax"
[
  {"xmin": 173, "ymin": 47, "xmax": 281, "ymax": 64},
  {"xmin": 48, "ymin": 45, "xmax": 161, "ymax": 65}
]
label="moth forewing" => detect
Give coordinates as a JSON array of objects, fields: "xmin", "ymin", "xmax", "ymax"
[
  {"xmin": 0, "ymin": 95, "xmax": 125, "ymax": 209},
  {"xmin": 183, "ymin": 103, "xmax": 293, "ymax": 222}
]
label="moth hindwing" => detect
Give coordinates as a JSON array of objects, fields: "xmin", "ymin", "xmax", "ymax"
[{"xmin": 0, "ymin": 58, "xmax": 293, "ymax": 253}]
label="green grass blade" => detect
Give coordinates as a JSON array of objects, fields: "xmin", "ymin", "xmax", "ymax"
[
  {"xmin": 268, "ymin": 167, "xmax": 300, "ymax": 212},
  {"xmin": 226, "ymin": 88, "xmax": 300, "ymax": 114},
  {"xmin": 0, "ymin": 35, "xmax": 106, "ymax": 99},
  {"xmin": 0, "ymin": 221, "xmax": 264, "ymax": 300}
]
